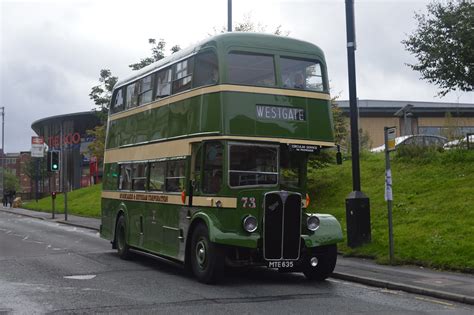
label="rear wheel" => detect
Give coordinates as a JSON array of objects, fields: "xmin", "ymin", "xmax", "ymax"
[
  {"xmin": 115, "ymin": 215, "xmax": 132, "ymax": 260},
  {"xmin": 303, "ymin": 244, "xmax": 337, "ymax": 281},
  {"xmin": 190, "ymin": 223, "xmax": 224, "ymax": 284}
]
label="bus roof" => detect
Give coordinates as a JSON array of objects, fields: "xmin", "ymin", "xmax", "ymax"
[{"xmin": 115, "ymin": 32, "xmax": 326, "ymax": 90}]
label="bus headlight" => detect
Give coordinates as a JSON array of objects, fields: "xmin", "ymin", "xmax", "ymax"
[
  {"xmin": 243, "ymin": 215, "xmax": 258, "ymax": 233},
  {"xmin": 307, "ymin": 215, "xmax": 320, "ymax": 231}
]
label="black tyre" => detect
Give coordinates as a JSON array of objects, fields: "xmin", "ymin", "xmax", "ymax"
[
  {"xmin": 190, "ymin": 223, "xmax": 224, "ymax": 284},
  {"xmin": 115, "ymin": 215, "xmax": 132, "ymax": 260},
  {"xmin": 303, "ymin": 244, "xmax": 337, "ymax": 281}
]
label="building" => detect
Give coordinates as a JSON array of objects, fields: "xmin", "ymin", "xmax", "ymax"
[
  {"xmin": 336, "ymin": 100, "xmax": 474, "ymax": 147},
  {"xmin": 31, "ymin": 111, "xmax": 101, "ymax": 193},
  {"xmin": 0, "ymin": 151, "xmax": 34, "ymax": 199}
]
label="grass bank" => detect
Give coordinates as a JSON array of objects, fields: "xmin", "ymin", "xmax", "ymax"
[
  {"xmin": 309, "ymin": 149, "xmax": 474, "ymax": 272},
  {"xmin": 22, "ymin": 184, "xmax": 101, "ymax": 218}
]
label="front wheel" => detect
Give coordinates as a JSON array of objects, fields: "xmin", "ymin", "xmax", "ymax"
[
  {"xmin": 115, "ymin": 215, "xmax": 132, "ymax": 260},
  {"xmin": 190, "ymin": 223, "xmax": 224, "ymax": 284},
  {"xmin": 303, "ymin": 244, "xmax": 337, "ymax": 281}
]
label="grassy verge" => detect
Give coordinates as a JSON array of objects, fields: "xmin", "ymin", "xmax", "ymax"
[
  {"xmin": 309, "ymin": 149, "xmax": 474, "ymax": 272},
  {"xmin": 22, "ymin": 184, "xmax": 101, "ymax": 218}
]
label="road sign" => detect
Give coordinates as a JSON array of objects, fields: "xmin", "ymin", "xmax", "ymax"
[
  {"xmin": 385, "ymin": 127, "xmax": 397, "ymax": 152},
  {"xmin": 383, "ymin": 126, "xmax": 396, "ymax": 265},
  {"xmin": 31, "ymin": 136, "xmax": 45, "ymax": 158}
]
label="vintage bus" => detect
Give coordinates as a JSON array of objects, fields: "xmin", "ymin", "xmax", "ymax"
[{"xmin": 100, "ymin": 32, "xmax": 343, "ymax": 283}]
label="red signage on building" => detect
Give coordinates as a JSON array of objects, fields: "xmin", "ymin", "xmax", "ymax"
[
  {"xmin": 47, "ymin": 132, "xmax": 81, "ymax": 148},
  {"xmin": 31, "ymin": 136, "xmax": 44, "ymax": 145}
]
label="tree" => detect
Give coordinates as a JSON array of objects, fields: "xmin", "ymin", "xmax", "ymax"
[
  {"xmin": 129, "ymin": 39, "xmax": 181, "ymax": 71},
  {"xmin": 210, "ymin": 13, "xmax": 289, "ymax": 36},
  {"xmin": 22, "ymin": 156, "xmax": 49, "ymax": 182},
  {"xmin": 4, "ymin": 170, "xmax": 20, "ymax": 192},
  {"xmin": 86, "ymin": 125, "xmax": 106, "ymax": 162},
  {"xmin": 88, "ymin": 68, "xmax": 117, "ymax": 163},
  {"xmin": 89, "ymin": 69, "xmax": 118, "ymax": 117},
  {"xmin": 331, "ymin": 99, "xmax": 348, "ymax": 145},
  {"xmin": 402, "ymin": 0, "xmax": 473, "ymax": 96}
]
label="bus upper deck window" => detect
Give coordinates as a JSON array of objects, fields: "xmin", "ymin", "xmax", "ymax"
[
  {"xmin": 112, "ymin": 88, "xmax": 124, "ymax": 113},
  {"xmin": 126, "ymin": 82, "xmax": 138, "ymax": 109},
  {"xmin": 227, "ymin": 52, "xmax": 275, "ymax": 87},
  {"xmin": 156, "ymin": 68, "xmax": 172, "ymax": 99},
  {"xmin": 172, "ymin": 58, "xmax": 194, "ymax": 94},
  {"xmin": 280, "ymin": 57, "xmax": 324, "ymax": 92},
  {"xmin": 138, "ymin": 75, "xmax": 153, "ymax": 105},
  {"xmin": 194, "ymin": 51, "xmax": 218, "ymax": 87}
]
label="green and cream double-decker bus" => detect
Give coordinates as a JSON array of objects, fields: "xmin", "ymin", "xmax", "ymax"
[{"xmin": 100, "ymin": 33, "xmax": 343, "ymax": 283}]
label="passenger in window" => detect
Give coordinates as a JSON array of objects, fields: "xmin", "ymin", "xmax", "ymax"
[
  {"xmin": 208, "ymin": 68, "xmax": 218, "ymax": 85},
  {"xmin": 293, "ymin": 72, "xmax": 305, "ymax": 89},
  {"xmin": 209, "ymin": 169, "xmax": 222, "ymax": 194}
]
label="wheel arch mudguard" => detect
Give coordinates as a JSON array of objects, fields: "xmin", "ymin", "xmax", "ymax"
[
  {"xmin": 302, "ymin": 214, "xmax": 344, "ymax": 248},
  {"xmin": 111, "ymin": 202, "xmax": 129, "ymax": 248}
]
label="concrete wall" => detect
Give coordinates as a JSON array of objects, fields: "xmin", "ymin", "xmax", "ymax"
[
  {"xmin": 418, "ymin": 117, "xmax": 474, "ymax": 127},
  {"xmin": 359, "ymin": 117, "xmax": 401, "ymax": 147}
]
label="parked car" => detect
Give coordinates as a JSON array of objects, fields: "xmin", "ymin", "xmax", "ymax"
[
  {"xmin": 370, "ymin": 135, "xmax": 448, "ymax": 153},
  {"xmin": 443, "ymin": 134, "xmax": 474, "ymax": 149}
]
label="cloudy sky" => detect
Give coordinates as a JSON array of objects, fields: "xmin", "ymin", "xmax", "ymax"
[{"xmin": 1, "ymin": 0, "xmax": 473, "ymax": 152}]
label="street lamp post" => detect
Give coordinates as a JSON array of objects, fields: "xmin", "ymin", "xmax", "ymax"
[
  {"xmin": 1, "ymin": 107, "xmax": 4, "ymax": 197},
  {"xmin": 344, "ymin": 0, "xmax": 371, "ymax": 248},
  {"xmin": 228, "ymin": 0, "xmax": 232, "ymax": 32},
  {"xmin": 394, "ymin": 104, "xmax": 414, "ymax": 136}
]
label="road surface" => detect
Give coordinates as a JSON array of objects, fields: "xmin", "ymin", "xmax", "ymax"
[{"xmin": 0, "ymin": 211, "xmax": 472, "ymax": 314}]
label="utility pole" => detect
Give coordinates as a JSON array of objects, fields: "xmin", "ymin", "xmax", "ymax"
[
  {"xmin": 344, "ymin": 0, "xmax": 371, "ymax": 247},
  {"xmin": 1, "ymin": 107, "xmax": 4, "ymax": 197},
  {"xmin": 60, "ymin": 121, "xmax": 68, "ymax": 221},
  {"xmin": 228, "ymin": 0, "xmax": 232, "ymax": 32}
]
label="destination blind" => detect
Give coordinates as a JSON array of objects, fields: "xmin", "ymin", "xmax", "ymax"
[{"xmin": 256, "ymin": 105, "xmax": 306, "ymax": 121}]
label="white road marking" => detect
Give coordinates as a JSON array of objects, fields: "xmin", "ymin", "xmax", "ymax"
[
  {"xmin": 63, "ymin": 275, "xmax": 96, "ymax": 280},
  {"xmin": 414, "ymin": 296, "xmax": 454, "ymax": 307}
]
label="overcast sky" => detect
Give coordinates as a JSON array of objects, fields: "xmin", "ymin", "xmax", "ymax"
[{"xmin": 1, "ymin": 0, "xmax": 473, "ymax": 152}]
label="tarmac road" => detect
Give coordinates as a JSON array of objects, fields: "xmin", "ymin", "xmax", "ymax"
[{"xmin": 0, "ymin": 211, "xmax": 473, "ymax": 314}]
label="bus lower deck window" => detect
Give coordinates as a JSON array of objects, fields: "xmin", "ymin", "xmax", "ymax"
[{"xmin": 229, "ymin": 144, "xmax": 278, "ymax": 187}]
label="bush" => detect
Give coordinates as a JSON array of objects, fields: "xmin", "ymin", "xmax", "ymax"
[
  {"xmin": 308, "ymin": 150, "xmax": 337, "ymax": 170},
  {"xmin": 395, "ymin": 145, "xmax": 442, "ymax": 162},
  {"xmin": 441, "ymin": 148, "xmax": 474, "ymax": 164}
]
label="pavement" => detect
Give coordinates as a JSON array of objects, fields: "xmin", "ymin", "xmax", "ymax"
[{"xmin": 1, "ymin": 206, "xmax": 473, "ymax": 306}]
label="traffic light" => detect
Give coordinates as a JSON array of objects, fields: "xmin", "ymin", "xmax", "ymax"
[{"xmin": 49, "ymin": 151, "xmax": 60, "ymax": 172}]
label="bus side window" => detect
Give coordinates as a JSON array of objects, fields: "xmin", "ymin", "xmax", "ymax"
[
  {"xmin": 149, "ymin": 161, "xmax": 166, "ymax": 192},
  {"xmin": 194, "ymin": 51, "xmax": 218, "ymax": 87},
  {"xmin": 165, "ymin": 160, "xmax": 186, "ymax": 192},
  {"xmin": 172, "ymin": 57, "xmax": 194, "ymax": 94},
  {"xmin": 112, "ymin": 88, "xmax": 124, "ymax": 113},
  {"xmin": 156, "ymin": 68, "xmax": 172, "ymax": 99},
  {"xmin": 119, "ymin": 163, "xmax": 132, "ymax": 190},
  {"xmin": 126, "ymin": 82, "xmax": 138, "ymax": 109},
  {"xmin": 131, "ymin": 163, "xmax": 147, "ymax": 191},
  {"xmin": 202, "ymin": 142, "xmax": 223, "ymax": 194},
  {"xmin": 138, "ymin": 75, "xmax": 153, "ymax": 105},
  {"xmin": 192, "ymin": 144, "xmax": 202, "ymax": 192}
]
